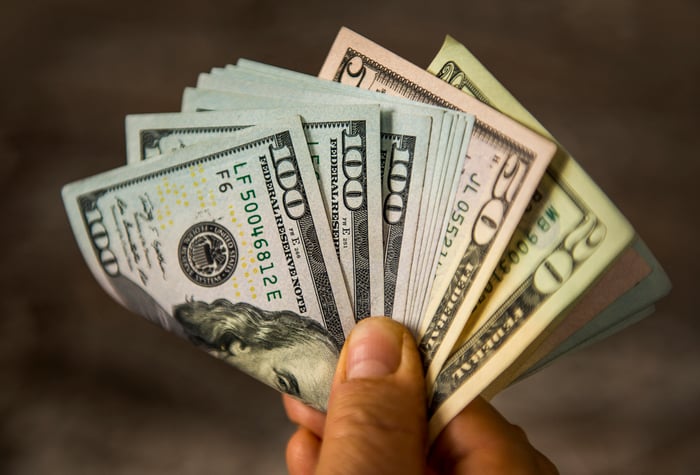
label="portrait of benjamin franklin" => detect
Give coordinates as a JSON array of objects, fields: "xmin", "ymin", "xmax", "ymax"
[{"xmin": 173, "ymin": 299, "xmax": 339, "ymax": 411}]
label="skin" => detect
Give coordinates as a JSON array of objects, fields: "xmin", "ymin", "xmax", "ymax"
[{"xmin": 283, "ymin": 317, "xmax": 559, "ymax": 475}]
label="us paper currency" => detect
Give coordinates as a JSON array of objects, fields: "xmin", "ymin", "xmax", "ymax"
[
  {"xmin": 513, "ymin": 238, "xmax": 670, "ymax": 382},
  {"xmin": 319, "ymin": 28, "xmax": 556, "ymax": 382},
  {"xmin": 125, "ymin": 106, "xmax": 385, "ymax": 319},
  {"xmin": 184, "ymin": 75, "xmax": 466, "ymax": 325},
  {"xmin": 226, "ymin": 63, "xmax": 474, "ymax": 330},
  {"xmin": 423, "ymin": 35, "xmax": 634, "ymax": 440},
  {"xmin": 63, "ymin": 118, "xmax": 353, "ymax": 411},
  {"xmin": 196, "ymin": 66, "xmax": 470, "ymax": 305},
  {"xmin": 229, "ymin": 61, "xmax": 473, "ymax": 317},
  {"xmin": 481, "ymin": 245, "xmax": 650, "ymax": 398},
  {"xmin": 430, "ymin": 37, "xmax": 668, "ymax": 382},
  {"xmin": 126, "ymin": 111, "xmax": 246, "ymax": 164},
  {"xmin": 228, "ymin": 59, "xmax": 465, "ymax": 309},
  {"xmin": 378, "ymin": 112, "xmax": 431, "ymax": 318}
]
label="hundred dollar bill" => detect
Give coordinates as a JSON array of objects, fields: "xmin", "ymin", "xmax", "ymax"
[
  {"xmin": 378, "ymin": 112, "xmax": 431, "ymax": 319},
  {"xmin": 407, "ymin": 112, "xmax": 472, "ymax": 331},
  {"xmin": 63, "ymin": 117, "xmax": 353, "ymax": 411},
  {"xmin": 226, "ymin": 62, "xmax": 474, "ymax": 330},
  {"xmin": 214, "ymin": 62, "xmax": 470, "ymax": 327},
  {"xmin": 125, "ymin": 106, "xmax": 384, "ymax": 319},
  {"xmin": 424, "ymin": 35, "xmax": 634, "ymax": 440},
  {"xmin": 319, "ymin": 28, "xmax": 556, "ymax": 380},
  {"xmin": 181, "ymin": 86, "xmax": 435, "ymax": 321},
  {"xmin": 126, "ymin": 111, "xmax": 244, "ymax": 164},
  {"xmin": 181, "ymin": 87, "xmax": 319, "ymax": 112}
]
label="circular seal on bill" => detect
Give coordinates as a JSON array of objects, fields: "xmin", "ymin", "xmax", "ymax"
[{"xmin": 179, "ymin": 222, "xmax": 238, "ymax": 287}]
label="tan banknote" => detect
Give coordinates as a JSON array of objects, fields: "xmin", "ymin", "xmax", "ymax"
[
  {"xmin": 481, "ymin": 245, "xmax": 651, "ymax": 398},
  {"xmin": 423, "ymin": 36, "xmax": 634, "ymax": 440},
  {"xmin": 319, "ymin": 28, "xmax": 556, "ymax": 383},
  {"xmin": 63, "ymin": 117, "xmax": 353, "ymax": 411},
  {"xmin": 430, "ymin": 36, "xmax": 670, "ymax": 388},
  {"xmin": 511, "ymin": 237, "xmax": 670, "ymax": 382}
]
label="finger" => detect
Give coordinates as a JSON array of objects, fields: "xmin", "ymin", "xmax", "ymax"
[
  {"xmin": 283, "ymin": 394, "xmax": 326, "ymax": 438},
  {"xmin": 429, "ymin": 396, "xmax": 558, "ymax": 474},
  {"xmin": 286, "ymin": 427, "xmax": 321, "ymax": 475},
  {"xmin": 535, "ymin": 448, "xmax": 560, "ymax": 475},
  {"xmin": 315, "ymin": 317, "xmax": 427, "ymax": 475}
]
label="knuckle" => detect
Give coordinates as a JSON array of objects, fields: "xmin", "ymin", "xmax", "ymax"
[
  {"xmin": 508, "ymin": 422, "xmax": 530, "ymax": 442},
  {"xmin": 327, "ymin": 381, "xmax": 425, "ymax": 441}
]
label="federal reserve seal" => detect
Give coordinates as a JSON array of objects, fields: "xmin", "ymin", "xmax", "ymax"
[{"xmin": 179, "ymin": 222, "xmax": 238, "ymax": 287}]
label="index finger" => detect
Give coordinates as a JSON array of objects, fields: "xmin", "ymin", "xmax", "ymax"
[
  {"xmin": 283, "ymin": 394, "xmax": 327, "ymax": 438},
  {"xmin": 428, "ymin": 396, "xmax": 558, "ymax": 474}
]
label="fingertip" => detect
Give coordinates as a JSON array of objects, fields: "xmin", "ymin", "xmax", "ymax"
[
  {"xmin": 344, "ymin": 317, "xmax": 404, "ymax": 380},
  {"xmin": 430, "ymin": 396, "xmax": 510, "ymax": 466},
  {"xmin": 286, "ymin": 427, "xmax": 321, "ymax": 475},
  {"xmin": 339, "ymin": 317, "xmax": 423, "ymax": 385},
  {"xmin": 438, "ymin": 396, "xmax": 514, "ymax": 446},
  {"xmin": 430, "ymin": 396, "xmax": 559, "ymax": 474},
  {"xmin": 282, "ymin": 394, "xmax": 326, "ymax": 438}
]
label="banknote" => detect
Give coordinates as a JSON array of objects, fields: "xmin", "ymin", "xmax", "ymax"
[
  {"xmin": 182, "ymin": 86, "xmax": 434, "ymax": 321},
  {"xmin": 63, "ymin": 117, "xmax": 353, "ymax": 411},
  {"xmin": 197, "ymin": 66, "xmax": 471, "ymax": 297},
  {"xmin": 319, "ymin": 28, "xmax": 556, "ymax": 382},
  {"xmin": 513, "ymin": 238, "xmax": 670, "ymax": 381},
  {"xmin": 186, "ymin": 72, "xmax": 470, "ymax": 327},
  {"xmin": 423, "ymin": 35, "xmax": 635, "ymax": 440},
  {"xmin": 428, "ymin": 36, "xmax": 669, "ymax": 386},
  {"xmin": 125, "ymin": 111, "xmax": 245, "ymax": 164},
  {"xmin": 229, "ymin": 62, "xmax": 472, "ymax": 295},
  {"xmin": 217, "ymin": 62, "xmax": 473, "ymax": 328},
  {"xmin": 377, "ymin": 112, "xmax": 431, "ymax": 319},
  {"xmin": 480, "ymin": 244, "xmax": 651, "ymax": 398},
  {"xmin": 124, "ymin": 106, "xmax": 385, "ymax": 319},
  {"xmin": 407, "ymin": 112, "xmax": 472, "ymax": 332}
]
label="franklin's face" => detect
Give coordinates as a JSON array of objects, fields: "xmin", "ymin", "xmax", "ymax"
[
  {"xmin": 173, "ymin": 300, "xmax": 338, "ymax": 411},
  {"xmin": 210, "ymin": 338, "xmax": 337, "ymax": 411}
]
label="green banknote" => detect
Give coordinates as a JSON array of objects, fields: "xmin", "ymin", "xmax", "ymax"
[
  {"xmin": 125, "ymin": 106, "xmax": 385, "ymax": 320},
  {"xmin": 63, "ymin": 118, "xmax": 354, "ymax": 411},
  {"xmin": 199, "ymin": 64, "xmax": 473, "ymax": 327},
  {"xmin": 186, "ymin": 68, "xmax": 472, "ymax": 328}
]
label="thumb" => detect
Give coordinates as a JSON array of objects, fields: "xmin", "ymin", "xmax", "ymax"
[{"xmin": 315, "ymin": 317, "xmax": 427, "ymax": 475}]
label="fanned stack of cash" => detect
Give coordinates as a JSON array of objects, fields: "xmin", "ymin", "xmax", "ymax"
[{"xmin": 62, "ymin": 27, "xmax": 670, "ymax": 441}]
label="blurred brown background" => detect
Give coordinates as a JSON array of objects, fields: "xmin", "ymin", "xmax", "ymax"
[{"xmin": 1, "ymin": 0, "xmax": 698, "ymax": 473}]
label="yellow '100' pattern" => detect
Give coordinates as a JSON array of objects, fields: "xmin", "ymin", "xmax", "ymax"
[
  {"xmin": 150, "ymin": 163, "xmax": 267, "ymax": 301},
  {"xmin": 229, "ymin": 202, "xmax": 260, "ymax": 301},
  {"xmin": 154, "ymin": 165, "xmax": 217, "ymax": 231}
]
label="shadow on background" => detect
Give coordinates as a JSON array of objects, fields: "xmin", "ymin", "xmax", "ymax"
[{"xmin": 1, "ymin": 0, "xmax": 698, "ymax": 473}]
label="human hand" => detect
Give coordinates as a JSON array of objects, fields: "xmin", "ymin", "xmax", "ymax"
[{"xmin": 283, "ymin": 317, "xmax": 558, "ymax": 475}]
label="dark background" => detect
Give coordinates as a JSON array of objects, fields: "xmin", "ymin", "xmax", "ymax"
[{"xmin": 1, "ymin": 0, "xmax": 698, "ymax": 473}]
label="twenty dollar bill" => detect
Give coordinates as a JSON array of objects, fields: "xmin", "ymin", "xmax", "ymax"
[{"xmin": 424, "ymin": 35, "xmax": 634, "ymax": 440}]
